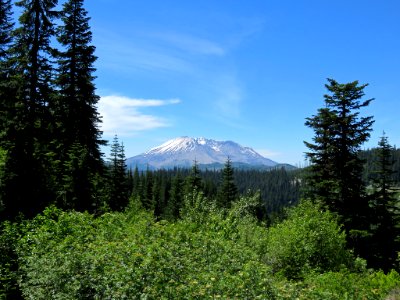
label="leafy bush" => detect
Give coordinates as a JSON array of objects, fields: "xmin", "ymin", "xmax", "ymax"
[
  {"xmin": 15, "ymin": 203, "xmax": 277, "ymax": 299},
  {"xmin": 9, "ymin": 199, "xmax": 400, "ymax": 299},
  {"xmin": 0, "ymin": 221, "xmax": 22, "ymax": 298},
  {"xmin": 266, "ymin": 200, "xmax": 353, "ymax": 279}
]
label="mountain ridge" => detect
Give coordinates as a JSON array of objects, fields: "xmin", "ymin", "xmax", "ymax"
[{"xmin": 126, "ymin": 136, "xmax": 287, "ymax": 170}]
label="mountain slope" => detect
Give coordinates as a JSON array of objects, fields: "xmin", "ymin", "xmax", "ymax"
[{"xmin": 126, "ymin": 137, "xmax": 279, "ymax": 170}]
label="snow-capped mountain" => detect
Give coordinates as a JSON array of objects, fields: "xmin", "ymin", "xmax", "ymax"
[{"xmin": 126, "ymin": 137, "xmax": 279, "ymax": 170}]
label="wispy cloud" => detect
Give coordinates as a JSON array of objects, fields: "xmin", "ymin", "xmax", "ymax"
[
  {"xmin": 256, "ymin": 149, "xmax": 282, "ymax": 158},
  {"xmin": 98, "ymin": 95, "xmax": 181, "ymax": 137},
  {"xmin": 95, "ymin": 29, "xmax": 225, "ymax": 75},
  {"xmin": 147, "ymin": 31, "xmax": 225, "ymax": 56},
  {"xmin": 213, "ymin": 74, "xmax": 243, "ymax": 119}
]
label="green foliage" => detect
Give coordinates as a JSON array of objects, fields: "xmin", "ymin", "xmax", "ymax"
[
  {"xmin": 299, "ymin": 270, "xmax": 400, "ymax": 300},
  {"xmin": 0, "ymin": 220, "xmax": 23, "ymax": 298},
  {"xmin": 14, "ymin": 202, "xmax": 277, "ymax": 299},
  {"xmin": 266, "ymin": 200, "xmax": 353, "ymax": 280},
  {"xmin": 2, "ymin": 199, "xmax": 398, "ymax": 299}
]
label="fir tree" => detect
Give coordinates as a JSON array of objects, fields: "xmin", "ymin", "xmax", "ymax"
[
  {"xmin": 304, "ymin": 79, "xmax": 374, "ymax": 256},
  {"xmin": 107, "ymin": 135, "xmax": 129, "ymax": 211},
  {"xmin": 0, "ymin": 0, "xmax": 13, "ymax": 68},
  {"xmin": 1, "ymin": 0, "xmax": 59, "ymax": 219},
  {"xmin": 142, "ymin": 167, "xmax": 154, "ymax": 211},
  {"xmin": 54, "ymin": 0, "xmax": 105, "ymax": 210},
  {"xmin": 368, "ymin": 133, "xmax": 400, "ymax": 270},
  {"xmin": 217, "ymin": 158, "xmax": 238, "ymax": 208},
  {"xmin": 185, "ymin": 160, "xmax": 203, "ymax": 194},
  {"xmin": 165, "ymin": 173, "xmax": 184, "ymax": 220},
  {"xmin": 61, "ymin": 143, "xmax": 91, "ymax": 210}
]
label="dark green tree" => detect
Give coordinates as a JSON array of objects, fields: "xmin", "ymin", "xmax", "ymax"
[
  {"xmin": 304, "ymin": 79, "xmax": 374, "ymax": 254},
  {"xmin": 142, "ymin": 167, "xmax": 154, "ymax": 211},
  {"xmin": 0, "ymin": 0, "xmax": 13, "ymax": 68},
  {"xmin": 1, "ymin": 0, "xmax": 59, "ymax": 219},
  {"xmin": 304, "ymin": 108, "xmax": 339, "ymax": 205},
  {"xmin": 131, "ymin": 166, "xmax": 141, "ymax": 199},
  {"xmin": 54, "ymin": 0, "xmax": 105, "ymax": 210},
  {"xmin": 107, "ymin": 135, "xmax": 129, "ymax": 211},
  {"xmin": 165, "ymin": 173, "xmax": 184, "ymax": 220},
  {"xmin": 368, "ymin": 133, "xmax": 400, "ymax": 270},
  {"xmin": 217, "ymin": 158, "xmax": 238, "ymax": 208},
  {"xmin": 184, "ymin": 160, "xmax": 203, "ymax": 194},
  {"xmin": 60, "ymin": 143, "xmax": 92, "ymax": 210},
  {"xmin": 0, "ymin": 0, "xmax": 14, "ymax": 216}
]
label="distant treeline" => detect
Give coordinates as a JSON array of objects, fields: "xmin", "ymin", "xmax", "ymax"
[
  {"xmin": 361, "ymin": 147, "xmax": 400, "ymax": 184},
  {"xmin": 126, "ymin": 165, "xmax": 302, "ymax": 220}
]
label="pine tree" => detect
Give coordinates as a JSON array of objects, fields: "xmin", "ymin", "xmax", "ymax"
[
  {"xmin": 54, "ymin": 0, "xmax": 105, "ymax": 210},
  {"xmin": 142, "ymin": 168, "xmax": 154, "ymax": 211},
  {"xmin": 185, "ymin": 160, "xmax": 203, "ymax": 194},
  {"xmin": 61, "ymin": 143, "xmax": 91, "ymax": 210},
  {"xmin": 165, "ymin": 173, "xmax": 184, "ymax": 220},
  {"xmin": 304, "ymin": 79, "xmax": 374, "ymax": 255},
  {"xmin": 107, "ymin": 135, "xmax": 129, "ymax": 211},
  {"xmin": 217, "ymin": 158, "xmax": 238, "ymax": 208},
  {"xmin": 1, "ymin": 0, "xmax": 59, "ymax": 219},
  {"xmin": 368, "ymin": 133, "xmax": 400, "ymax": 270},
  {"xmin": 0, "ymin": 0, "xmax": 13, "ymax": 68},
  {"xmin": 0, "ymin": 0, "xmax": 14, "ymax": 216},
  {"xmin": 304, "ymin": 108, "xmax": 339, "ymax": 205}
]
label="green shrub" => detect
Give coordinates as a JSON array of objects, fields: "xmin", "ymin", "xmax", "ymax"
[
  {"xmin": 298, "ymin": 269, "xmax": 400, "ymax": 300},
  {"xmin": 15, "ymin": 204, "xmax": 277, "ymax": 299},
  {"xmin": 266, "ymin": 200, "xmax": 353, "ymax": 280}
]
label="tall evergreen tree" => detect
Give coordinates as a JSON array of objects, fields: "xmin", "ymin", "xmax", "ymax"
[
  {"xmin": 217, "ymin": 158, "xmax": 238, "ymax": 208},
  {"xmin": 107, "ymin": 135, "xmax": 129, "ymax": 211},
  {"xmin": 165, "ymin": 173, "xmax": 184, "ymax": 220},
  {"xmin": 304, "ymin": 79, "xmax": 374, "ymax": 253},
  {"xmin": 0, "ymin": 0, "xmax": 13, "ymax": 68},
  {"xmin": 142, "ymin": 167, "xmax": 154, "ymax": 211},
  {"xmin": 304, "ymin": 108, "xmax": 339, "ymax": 205},
  {"xmin": 0, "ymin": 1, "xmax": 14, "ymax": 215},
  {"xmin": 54, "ymin": 0, "xmax": 105, "ymax": 210},
  {"xmin": 1, "ymin": 0, "xmax": 59, "ymax": 219},
  {"xmin": 368, "ymin": 133, "xmax": 400, "ymax": 270},
  {"xmin": 185, "ymin": 160, "xmax": 203, "ymax": 194}
]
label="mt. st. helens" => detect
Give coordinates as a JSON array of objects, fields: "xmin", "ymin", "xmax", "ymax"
[{"xmin": 125, "ymin": 137, "xmax": 287, "ymax": 170}]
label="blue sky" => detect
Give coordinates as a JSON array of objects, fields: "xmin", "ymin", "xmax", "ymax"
[{"xmin": 86, "ymin": 0, "xmax": 400, "ymax": 165}]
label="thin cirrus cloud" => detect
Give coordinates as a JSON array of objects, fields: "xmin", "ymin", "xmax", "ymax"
[
  {"xmin": 146, "ymin": 31, "xmax": 225, "ymax": 56},
  {"xmin": 95, "ymin": 29, "xmax": 224, "ymax": 75},
  {"xmin": 98, "ymin": 95, "xmax": 181, "ymax": 137}
]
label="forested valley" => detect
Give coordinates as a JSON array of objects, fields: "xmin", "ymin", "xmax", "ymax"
[{"xmin": 1, "ymin": 0, "xmax": 400, "ymax": 299}]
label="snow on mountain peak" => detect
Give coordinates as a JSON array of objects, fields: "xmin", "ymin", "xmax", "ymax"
[{"xmin": 128, "ymin": 136, "xmax": 279, "ymax": 170}]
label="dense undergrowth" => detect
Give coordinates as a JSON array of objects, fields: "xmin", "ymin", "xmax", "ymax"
[{"xmin": 1, "ymin": 193, "xmax": 399, "ymax": 299}]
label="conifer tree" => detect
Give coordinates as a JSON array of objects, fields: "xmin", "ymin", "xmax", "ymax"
[
  {"xmin": 131, "ymin": 166, "xmax": 141, "ymax": 199},
  {"xmin": 107, "ymin": 135, "xmax": 129, "ymax": 211},
  {"xmin": 185, "ymin": 160, "xmax": 203, "ymax": 194},
  {"xmin": 1, "ymin": 0, "xmax": 59, "ymax": 219},
  {"xmin": 304, "ymin": 79, "xmax": 374, "ymax": 254},
  {"xmin": 217, "ymin": 158, "xmax": 238, "ymax": 208},
  {"xmin": 165, "ymin": 173, "xmax": 184, "ymax": 220},
  {"xmin": 61, "ymin": 143, "xmax": 91, "ymax": 210},
  {"xmin": 142, "ymin": 167, "xmax": 154, "ymax": 211},
  {"xmin": 368, "ymin": 134, "xmax": 400, "ymax": 270},
  {"xmin": 0, "ymin": 0, "xmax": 13, "ymax": 69},
  {"xmin": 54, "ymin": 0, "xmax": 105, "ymax": 210},
  {"xmin": 55, "ymin": 0, "xmax": 104, "ymax": 161},
  {"xmin": 0, "ymin": 1, "xmax": 14, "ymax": 214},
  {"xmin": 304, "ymin": 108, "xmax": 339, "ymax": 204}
]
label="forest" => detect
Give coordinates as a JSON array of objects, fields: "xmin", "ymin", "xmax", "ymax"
[{"xmin": 1, "ymin": 0, "xmax": 400, "ymax": 299}]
